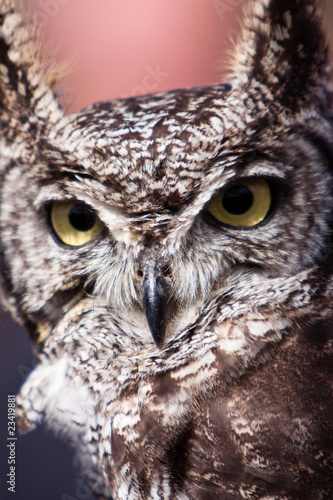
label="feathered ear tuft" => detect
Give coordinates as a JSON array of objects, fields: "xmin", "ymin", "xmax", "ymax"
[
  {"xmin": 230, "ymin": 0, "xmax": 331, "ymax": 111},
  {"xmin": 0, "ymin": 0, "xmax": 64, "ymax": 132}
]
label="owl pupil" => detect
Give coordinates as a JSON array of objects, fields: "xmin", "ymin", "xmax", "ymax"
[
  {"xmin": 69, "ymin": 204, "xmax": 96, "ymax": 231},
  {"xmin": 222, "ymin": 185, "xmax": 253, "ymax": 215}
]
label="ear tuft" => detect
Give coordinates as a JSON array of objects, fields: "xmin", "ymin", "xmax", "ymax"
[
  {"xmin": 0, "ymin": 0, "xmax": 64, "ymax": 128},
  {"xmin": 230, "ymin": 0, "xmax": 331, "ymax": 111}
]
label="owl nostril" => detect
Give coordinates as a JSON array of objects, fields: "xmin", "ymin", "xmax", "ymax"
[
  {"xmin": 137, "ymin": 262, "xmax": 171, "ymax": 279},
  {"xmin": 161, "ymin": 266, "xmax": 171, "ymax": 277}
]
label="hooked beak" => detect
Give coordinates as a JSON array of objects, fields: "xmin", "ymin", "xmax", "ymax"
[{"xmin": 142, "ymin": 260, "xmax": 169, "ymax": 349}]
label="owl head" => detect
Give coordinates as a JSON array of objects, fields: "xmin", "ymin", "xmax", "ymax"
[{"xmin": 1, "ymin": 0, "xmax": 332, "ymax": 354}]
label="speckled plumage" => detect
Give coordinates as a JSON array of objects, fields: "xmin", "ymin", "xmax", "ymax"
[{"xmin": 0, "ymin": 0, "xmax": 333, "ymax": 498}]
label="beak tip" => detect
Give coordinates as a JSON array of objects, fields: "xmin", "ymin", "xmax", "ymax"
[
  {"xmin": 146, "ymin": 310, "xmax": 166, "ymax": 348},
  {"xmin": 151, "ymin": 327, "xmax": 166, "ymax": 349}
]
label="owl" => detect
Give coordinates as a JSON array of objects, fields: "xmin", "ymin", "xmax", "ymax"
[{"xmin": 0, "ymin": 0, "xmax": 332, "ymax": 498}]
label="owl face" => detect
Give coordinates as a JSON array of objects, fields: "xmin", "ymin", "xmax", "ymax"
[{"xmin": 1, "ymin": 85, "xmax": 332, "ymax": 349}]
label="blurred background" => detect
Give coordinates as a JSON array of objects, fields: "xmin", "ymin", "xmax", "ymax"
[{"xmin": 0, "ymin": 1, "xmax": 332, "ymax": 499}]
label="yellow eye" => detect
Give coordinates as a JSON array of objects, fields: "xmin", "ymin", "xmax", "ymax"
[
  {"xmin": 206, "ymin": 178, "xmax": 271, "ymax": 227},
  {"xmin": 50, "ymin": 201, "xmax": 103, "ymax": 247}
]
